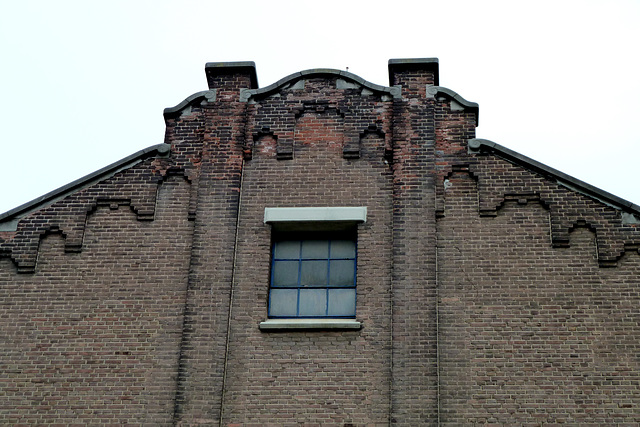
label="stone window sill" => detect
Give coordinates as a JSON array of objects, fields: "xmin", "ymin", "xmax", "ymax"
[{"xmin": 259, "ymin": 318, "xmax": 362, "ymax": 331}]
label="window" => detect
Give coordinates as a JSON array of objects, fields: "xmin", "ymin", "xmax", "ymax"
[
  {"xmin": 260, "ymin": 207, "xmax": 366, "ymax": 330},
  {"xmin": 269, "ymin": 231, "xmax": 357, "ymax": 318}
]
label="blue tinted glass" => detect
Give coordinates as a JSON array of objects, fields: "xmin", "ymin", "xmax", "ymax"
[
  {"xmin": 298, "ymin": 288, "xmax": 327, "ymax": 316},
  {"xmin": 330, "ymin": 240, "xmax": 356, "ymax": 259},
  {"xmin": 274, "ymin": 241, "xmax": 300, "ymax": 259},
  {"xmin": 329, "ymin": 259, "xmax": 355, "ymax": 287},
  {"xmin": 301, "ymin": 240, "xmax": 329, "ymax": 259},
  {"xmin": 327, "ymin": 288, "xmax": 356, "ymax": 316},
  {"xmin": 269, "ymin": 288, "xmax": 298, "ymax": 317},
  {"xmin": 270, "ymin": 234, "xmax": 357, "ymax": 318},
  {"xmin": 273, "ymin": 260, "xmax": 299, "ymax": 287},
  {"xmin": 300, "ymin": 260, "xmax": 328, "ymax": 286}
]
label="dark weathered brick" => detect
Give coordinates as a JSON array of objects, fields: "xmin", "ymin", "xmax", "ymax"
[{"xmin": 1, "ymin": 59, "xmax": 639, "ymax": 425}]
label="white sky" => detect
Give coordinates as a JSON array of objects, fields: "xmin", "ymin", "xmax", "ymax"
[{"xmin": 1, "ymin": 0, "xmax": 638, "ymax": 214}]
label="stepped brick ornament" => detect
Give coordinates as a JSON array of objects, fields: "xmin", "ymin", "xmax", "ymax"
[{"xmin": 1, "ymin": 59, "xmax": 639, "ymax": 425}]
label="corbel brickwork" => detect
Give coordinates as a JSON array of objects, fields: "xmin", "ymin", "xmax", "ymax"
[
  {"xmin": 0, "ymin": 160, "xmax": 171, "ymax": 273},
  {"xmin": 436, "ymin": 143, "xmax": 640, "ymax": 266},
  {"xmin": 242, "ymin": 72, "xmax": 394, "ymax": 163},
  {"xmin": 1, "ymin": 94, "xmax": 215, "ymax": 273},
  {"xmin": 2, "ymin": 59, "xmax": 640, "ymax": 425}
]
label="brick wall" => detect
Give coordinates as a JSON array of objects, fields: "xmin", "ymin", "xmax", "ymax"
[
  {"xmin": 437, "ymin": 170, "xmax": 640, "ymax": 424},
  {"xmin": 389, "ymin": 63, "xmax": 440, "ymax": 424},
  {"xmin": 170, "ymin": 64, "xmax": 252, "ymax": 424},
  {"xmin": 220, "ymin": 74, "xmax": 394, "ymax": 425},
  {"xmin": 1, "ymin": 59, "xmax": 639, "ymax": 425},
  {"xmin": 0, "ymin": 176, "xmax": 193, "ymax": 425}
]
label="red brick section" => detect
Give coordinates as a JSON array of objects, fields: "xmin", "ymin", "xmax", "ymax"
[
  {"xmin": 221, "ymin": 74, "xmax": 394, "ymax": 425},
  {"xmin": 389, "ymin": 63, "xmax": 440, "ymax": 425}
]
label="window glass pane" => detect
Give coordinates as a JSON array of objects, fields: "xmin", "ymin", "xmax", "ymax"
[
  {"xmin": 298, "ymin": 288, "xmax": 327, "ymax": 316},
  {"xmin": 329, "ymin": 260, "xmax": 355, "ymax": 287},
  {"xmin": 300, "ymin": 260, "xmax": 328, "ymax": 286},
  {"xmin": 327, "ymin": 288, "xmax": 356, "ymax": 317},
  {"xmin": 273, "ymin": 260, "xmax": 299, "ymax": 287},
  {"xmin": 274, "ymin": 241, "xmax": 300, "ymax": 259},
  {"xmin": 330, "ymin": 240, "xmax": 356, "ymax": 259},
  {"xmin": 269, "ymin": 289, "xmax": 298, "ymax": 317},
  {"xmin": 301, "ymin": 240, "xmax": 329, "ymax": 259},
  {"xmin": 270, "ymin": 232, "xmax": 357, "ymax": 318}
]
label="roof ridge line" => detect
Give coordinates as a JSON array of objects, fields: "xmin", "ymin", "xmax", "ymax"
[
  {"xmin": 0, "ymin": 143, "xmax": 171, "ymax": 225},
  {"xmin": 468, "ymin": 138, "xmax": 640, "ymax": 216}
]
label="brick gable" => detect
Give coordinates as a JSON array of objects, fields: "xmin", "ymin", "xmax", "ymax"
[{"xmin": 1, "ymin": 59, "xmax": 639, "ymax": 425}]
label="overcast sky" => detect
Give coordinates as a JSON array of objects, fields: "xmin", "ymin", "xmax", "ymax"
[{"xmin": 1, "ymin": 1, "xmax": 638, "ymax": 214}]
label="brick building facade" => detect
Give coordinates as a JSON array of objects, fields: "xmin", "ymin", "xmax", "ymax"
[{"xmin": 1, "ymin": 59, "xmax": 639, "ymax": 425}]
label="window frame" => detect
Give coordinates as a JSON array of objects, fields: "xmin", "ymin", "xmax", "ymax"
[
  {"xmin": 268, "ymin": 230, "xmax": 358, "ymax": 319},
  {"xmin": 259, "ymin": 207, "xmax": 366, "ymax": 331}
]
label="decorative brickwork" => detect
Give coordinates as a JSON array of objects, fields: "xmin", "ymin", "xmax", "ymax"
[
  {"xmin": 388, "ymin": 62, "xmax": 440, "ymax": 424},
  {"xmin": 437, "ymin": 171, "xmax": 640, "ymax": 424},
  {"xmin": 0, "ymin": 176, "xmax": 193, "ymax": 425},
  {"xmin": 1, "ymin": 59, "xmax": 639, "ymax": 425}
]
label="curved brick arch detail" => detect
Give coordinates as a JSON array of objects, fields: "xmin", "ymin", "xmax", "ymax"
[
  {"xmin": 436, "ymin": 154, "xmax": 635, "ymax": 266},
  {"xmin": 465, "ymin": 153, "xmax": 633, "ymax": 266},
  {"xmin": 351, "ymin": 124, "xmax": 386, "ymax": 160},
  {"xmin": 5, "ymin": 60, "xmax": 640, "ymax": 425},
  {"xmin": 436, "ymin": 164, "xmax": 484, "ymax": 217},
  {"xmin": 0, "ymin": 161, "xmax": 193, "ymax": 273},
  {"xmin": 4, "ymin": 222, "xmax": 66, "ymax": 273},
  {"xmin": 243, "ymin": 79, "xmax": 394, "ymax": 162},
  {"xmin": 440, "ymin": 166, "xmax": 549, "ymax": 218},
  {"xmin": 239, "ymin": 68, "xmax": 401, "ymax": 103}
]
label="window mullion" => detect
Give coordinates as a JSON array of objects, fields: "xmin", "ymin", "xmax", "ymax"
[
  {"xmin": 296, "ymin": 240, "xmax": 302, "ymax": 317},
  {"xmin": 270, "ymin": 234, "xmax": 356, "ymax": 318},
  {"xmin": 326, "ymin": 240, "xmax": 332, "ymax": 315}
]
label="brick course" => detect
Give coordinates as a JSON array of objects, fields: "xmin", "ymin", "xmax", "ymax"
[
  {"xmin": 437, "ymin": 172, "xmax": 640, "ymax": 424},
  {"xmin": 1, "ymin": 59, "xmax": 639, "ymax": 425}
]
